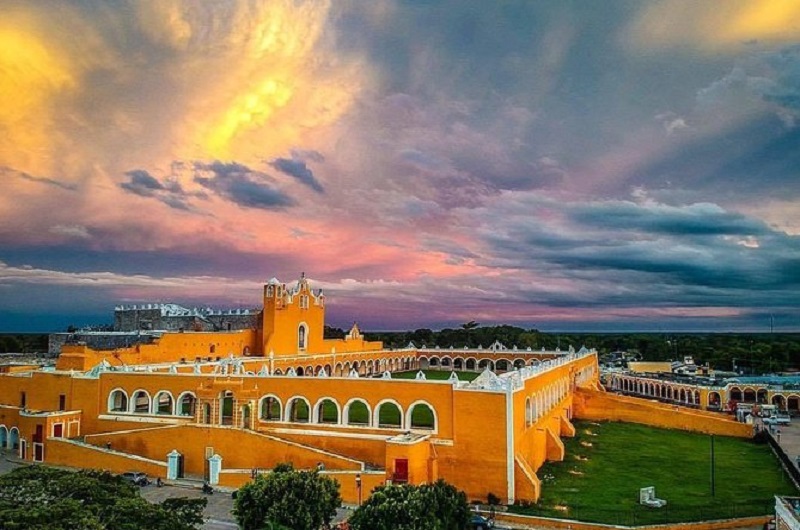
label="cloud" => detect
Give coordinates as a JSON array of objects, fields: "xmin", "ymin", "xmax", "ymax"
[
  {"xmin": 625, "ymin": 0, "xmax": 800, "ymax": 53},
  {"xmin": 120, "ymin": 169, "xmax": 193, "ymax": 211},
  {"xmin": 193, "ymin": 161, "xmax": 295, "ymax": 210},
  {"xmin": 569, "ymin": 200, "xmax": 770, "ymax": 236},
  {"xmin": 698, "ymin": 45, "xmax": 800, "ymax": 127},
  {"xmin": 269, "ymin": 155, "xmax": 324, "ymax": 193},
  {"xmin": 468, "ymin": 192, "xmax": 800, "ymax": 309},
  {"xmin": 120, "ymin": 169, "xmax": 166, "ymax": 196},
  {"xmin": 2, "ymin": 166, "xmax": 77, "ymax": 191},
  {"xmin": 49, "ymin": 224, "xmax": 91, "ymax": 240}
]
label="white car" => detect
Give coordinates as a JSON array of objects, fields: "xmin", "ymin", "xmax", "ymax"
[{"xmin": 763, "ymin": 415, "xmax": 790, "ymax": 425}]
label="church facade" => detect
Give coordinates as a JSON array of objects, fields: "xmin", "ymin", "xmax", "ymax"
[{"xmin": 0, "ymin": 275, "xmax": 751, "ymax": 504}]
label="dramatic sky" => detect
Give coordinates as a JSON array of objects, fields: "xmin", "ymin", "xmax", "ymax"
[{"xmin": 2, "ymin": 0, "xmax": 800, "ymax": 332}]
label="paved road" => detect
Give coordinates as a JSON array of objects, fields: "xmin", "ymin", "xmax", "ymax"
[{"xmin": 768, "ymin": 418, "xmax": 800, "ymax": 471}]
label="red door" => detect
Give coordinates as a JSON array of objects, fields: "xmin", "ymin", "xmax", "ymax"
[{"xmin": 394, "ymin": 459, "xmax": 409, "ymax": 484}]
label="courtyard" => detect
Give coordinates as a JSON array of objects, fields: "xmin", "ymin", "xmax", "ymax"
[{"xmin": 510, "ymin": 420, "xmax": 797, "ymax": 525}]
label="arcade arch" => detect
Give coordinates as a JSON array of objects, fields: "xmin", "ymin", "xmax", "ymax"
[
  {"xmin": 259, "ymin": 395, "xmax": 282, "ymax": 421},
  {"xmin": 130, "ymin": 390, "xmax": 151, "ymax": 414},
  {"xmin": 343, "ymin": 399, "xmax": 371, "ymax": 426},
  {"xmin": 108, "ymin": 389, "xmax": 128, "ymax": 413},
  {"xmin": 407, "ymin": 401, "xmax": 436, "ymax": 431},
  {"xmin": 375, "ymin": 400, "xmax": 403, "ymax": 429}
]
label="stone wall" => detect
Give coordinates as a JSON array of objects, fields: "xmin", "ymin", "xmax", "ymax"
[
  {"xmin": 114, "ymin": 308, "xmax": 257, "ymax": 332},
  {"xmin": 49, "ymin": 332, "xmax": 157, "ymax": 355}
]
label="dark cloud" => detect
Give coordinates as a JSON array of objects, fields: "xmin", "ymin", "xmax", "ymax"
[
  {"xmin": 2, "ymin": 166, "xmax": 78, "ymax": 191},
  {"xmin": 120, "ymin": 169, "xmax": 165, "ymax": 196},
  {"xmin": 119, "ymin": 169, "xmax": 193, "ymax": 211},
  {"xmin": 193, "ymin": 161, "xmax": 295, "ymax": 210},
  {"xmin": 269, "ymin": 157, "xmax": 324, "ymax": 193},
  {"xmin": 475, "ymin": 195, "xmax": 800, "ymax": 311},
  {"xmin": 290, "ymin": 149, "xmax": 324, "ymax": 163},
  {"xmin": 569, "ymin": 201, "xmax": 769, "ymax": 236}
]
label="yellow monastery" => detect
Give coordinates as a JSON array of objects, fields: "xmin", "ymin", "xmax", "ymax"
[{"xmin": 0, "ymin": 275, "xmax": 751, "ymax": 504}]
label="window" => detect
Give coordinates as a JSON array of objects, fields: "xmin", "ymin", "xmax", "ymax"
[
  {"xmin": 298, "ymin": 324, "xmax": 307, "ymax": 350},
  {"xmin": 59, "ymin": 394, "xmax": 66, "ymax": 411},
  {"xmin": 20, "ymin": 392, "xmax": 26, "ymax": 408}
]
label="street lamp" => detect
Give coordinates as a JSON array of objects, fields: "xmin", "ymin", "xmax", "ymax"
[{"xmin": 355, "ymin": 473, "xmax": 362, "ymax": 506}]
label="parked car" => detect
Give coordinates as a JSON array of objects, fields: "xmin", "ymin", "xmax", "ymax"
[
  {"xmin": 120, "ymin": 471, "xmax": 150, "ymax": 486},
  {"xmin": 763, "ymin": 414, "xmax": 791, "ymax": 425},
  {"xmin": 468, "ymin": 514, "xmax": 495, "ymax": 530}
]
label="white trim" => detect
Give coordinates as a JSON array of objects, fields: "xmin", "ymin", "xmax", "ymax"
[
  {"xmin": 312, "ymin": 397, "xmax": 341, "ymax": 424},
  {"xmin": 129, "ymin": 388, "xmax": 152, "ymax": 414},
  {"xmin": 258, "ymin": 394, "xmax": 283, "ymax": 421},
  {"xmin": 505, "ymin": 384, "xmax": 515, "ymax": 504},
  {"xmin": 373, "ymin": 399, "xmax": 404, "ymax": 429},
  {"xmin": 33, "ymin": 442, "xmax": 44, "ymax": 462},
  {"xmin": 8, "ymin": 426, "xmax": 20, "ymax": 449},
  {"xmin": 297, "ymin": 322, "xmax": 309, "ymax": 352},
  {"xmin": 405, "ymin": 400, "xmax": 438, "ymax": 434},
  {"xmin": 153, "ymin": 390, "xmax": 175, "ymax": 415},
  {"xmin": 51, "ymin": 421, "xmax": 65, "ymax": 438},
  {"xmin": 176, "ymin": 391, "xmax": 197, "ymax": 417},
  {"xmin": 284, "ymin": 395, "xmax": 312, "ymax": 423},
  {"xmin": 342, "ymin": 398, "xmax": 372, "ymax": 426},
  {"xmin": 107, "ymin": 387, "xmax": 129, "ymax": 413}
]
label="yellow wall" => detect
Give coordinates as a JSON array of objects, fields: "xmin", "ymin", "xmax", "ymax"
[
  {"xmin": 628, "ymin": 362, "xmax": 673, "ymax": 373},
  {"xmin": 572, "ymin": 389, "xmax": 753, "ymax": 437},
  {"xmin": 57, "ymin": 329, "xmax": 258, "ymax": 371}
]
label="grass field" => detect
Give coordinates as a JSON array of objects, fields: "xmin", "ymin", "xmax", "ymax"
[
  {"xmin": 391, "ymin": 369, "xmax": 480, "ymax": 382},
  {"xmin": 510, "ymin": 420, "xmax": 797, "ymax": 525}
]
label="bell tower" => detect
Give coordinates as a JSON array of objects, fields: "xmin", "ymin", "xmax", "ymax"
[{"xmin": 261, "ymin": 274, "xmax": 326, "ymax": 356}]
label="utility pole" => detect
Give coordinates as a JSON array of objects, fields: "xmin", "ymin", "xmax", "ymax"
[{"xmin": 710, "ymin": 434, "xmax": 716, "ymax": 497}]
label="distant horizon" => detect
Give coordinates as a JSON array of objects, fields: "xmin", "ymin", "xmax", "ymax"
[{"xmin": 1, "ymin": 309, "xmax": 796, "ymax": 335}]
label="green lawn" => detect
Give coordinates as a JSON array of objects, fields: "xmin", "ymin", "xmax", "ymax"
[
  {"xmin": 391, "ymin": 370, "xmax": 480, "ymax": 382},
  {"xmin": 510, "ymin": 421, "xmax": 797, "ymax": 525}
]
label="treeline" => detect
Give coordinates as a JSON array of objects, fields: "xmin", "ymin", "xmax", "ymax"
[
  {"xmin": 335, "ymin": 325, "xmax": 799, "ymax": 374},
  {"xmin": 0, "ymin": 334, "xmax": 48, "ymax": 354},
  {"xmin": 6, "ymin": 329, "xmax": 797, "ymax": 373}
]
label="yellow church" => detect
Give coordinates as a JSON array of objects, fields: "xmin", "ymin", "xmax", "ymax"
[{"xmin": 0, "ymin": 275, "xmax": 751, "ymax": 504}]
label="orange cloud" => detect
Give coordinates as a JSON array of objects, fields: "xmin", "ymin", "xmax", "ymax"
[{"xmin": 625, "ymin": 0, "xmax": 800, "ymax": 52}]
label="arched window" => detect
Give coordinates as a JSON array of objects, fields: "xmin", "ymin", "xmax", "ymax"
[
  {"xmin": 241, "ymin": 404, "xmax": 252, "ymax": 430},
  {"xmin": 525, "ymin": 398, "xmax": 532, "ymax": 427},
  {"xmin": 131, "ymin": 390, "xmax": 151, "ymax": 414},
  {"xmin": 344, "ymin": 399, "xmax": 370, "ymax": 426},
  {"xmin": 8, "ymin": 427, "xmax": 19, "ymax": 450},
  {"xmin": 108, "ymin": 389, "xmax": 128, "ymax": 413},
  {"xmin": 260, "ymin": 396, "xmax": 282, "ymax": 421},
  {"xmin": 155, "ymin": 391, "xmax": 174, "ymax": 415},
  {"xmin": 314, "ymin": 398, "xmax": 340, "ymax": 424},
  {"xmin": 375, "ymin": 401, "xmax": 403, "ymax": 429},
  {"xmin": 407, "ymin": 401, "xmax": 436, "ymax": 431},
  {"xmin": 286, "ymin": 397, "xmax": 310, "ymax": 423},
  {"xmin": 220, "ymin": 392, "xmax": 234, "ymax": 425},
  {"xmin": 178, "ymin": 392, "xmax": 197, "ymax": 416},
  {"xmin": 298, "ymin": 324, "xmax": 307, "ymax": 351}
]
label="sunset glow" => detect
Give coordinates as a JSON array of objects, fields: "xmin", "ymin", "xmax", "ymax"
[{"xmin": 1, "ymin": 1, "xmax": 798, "ymax": 332}]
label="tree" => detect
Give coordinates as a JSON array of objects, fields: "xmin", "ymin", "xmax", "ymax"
[
  {"xmin": 233, "ymin": 463, "xmax": 341, "ymax": 530},
  {"xmin": 0, "ymin": 466, "xmax": 206, "ymax": 530},
  {"xmin": 348, "ymin": 479, "xmax": 469, "ymax": 530}
]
